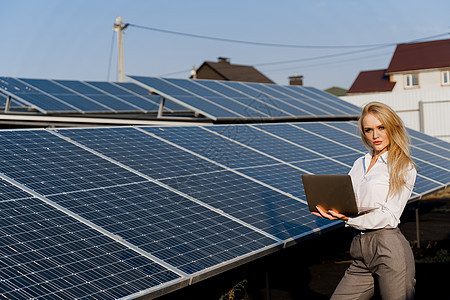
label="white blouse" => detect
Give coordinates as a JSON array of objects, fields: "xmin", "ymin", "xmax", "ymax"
[{"xmin": 346, "ymin": 151, "xmax": 417, "ymax": 231}]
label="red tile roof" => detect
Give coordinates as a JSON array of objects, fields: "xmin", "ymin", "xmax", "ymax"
[
  {"xmin": 346, "ymin": 69, "xmax": 396, "ymax": 94},
  {"xmin": 386, "ymin": 39, "xmax": 450, "ymax": 73}
]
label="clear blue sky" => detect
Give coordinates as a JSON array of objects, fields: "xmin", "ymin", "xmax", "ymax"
[{"xmin": 1, "ymin": 0, "xmax": 449, "ymax": 90}]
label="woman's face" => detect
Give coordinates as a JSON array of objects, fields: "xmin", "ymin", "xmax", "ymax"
[{"xmin": 362, "ymin": 113, "xmax": 390, "ymax": 155}]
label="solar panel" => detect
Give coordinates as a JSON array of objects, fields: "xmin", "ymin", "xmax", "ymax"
[
  {"xmin": 128, "ymin": 75, "xmax": 361, "ymax": 120},
  {"xmin": 128, "ymin": 76, "xmax": 240, "ymax": 119},
  {"xmin": 112, "ymin": 82, "xmax": 187, "ymax": 111},
  {"xmin": 0, "ymin": 121, "xmax": 448, "ymax": 299},
  {"xmin": 20, "ymin": 78, "xmax": 112, "ymax": 112},
  {"xmin": 0, "ymin": 77, "xmax": 77, "ymax": 113},
  {"xmin": 298, "ymin": 86, "xmax": 362, "ymax": 113},
  {"xmin": 0, "ymin": 130, "xmax": 277, "ymax": 276},
  {"xmin": 0, "ymin": 178, "xmax": 183, "ymax": 299},
  {"xmin": 0, "ymin": 77, "xmax": 188, "ymax": 114}
]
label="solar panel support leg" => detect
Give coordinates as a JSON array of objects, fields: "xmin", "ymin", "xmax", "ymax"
[
  {"xmin": 4, "ymin": 96, "xmax": 11, "ymax": 113},
  {"xmin": 157, "ymin": 97, "xmax": 166, "ymax": 118},
  {"xmin": 265, "ymin": 271, "xmax": 272, "ymax": 300},
  {"xmin": 415, "ymin": 201, "xmax": 420, "ymax": 249}
]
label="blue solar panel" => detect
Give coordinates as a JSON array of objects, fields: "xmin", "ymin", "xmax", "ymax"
[
  {"xmin": 411, "ymin": 147, "xmax": 450, "ymax": 171},
  {"xmin": 129, "ymin": 76, "xmax": 238, "ymax": 119},
  {"xmin": 292, "ymin": 158, "xmax": 351, "ymax": 175},
  {"xmin": 0, "ymin": 121, "xmax": 447, "ymax": 299},
  {"xmin": 192, "ymin": 80, "xmax": 279, "ymax": 117},
  {"xmin": 207, "ymin": 124, "xmax": 324, "ymax": 163},
  {"xmin": 0, "ymin": 129, "xmax": 277, "ymax": 275},
  {"xmin": 294, "ymin": 122, "xmax": 366, "ymax": 152},
  {"xmin": 128, "ymin": 76, "xmax": 361, "ymax": 120},
  {"xmin": 413, "ymin": 159, "xmax": 449, "ymax": 184},
  {"xmin": 241, "ymin": 82, "xmax": 324, "ymax": 116},
  {"xmin": 164, "ymin": 78, "xmax": 268, "ymax": 118},
  {"xmin": 0, "ymin": 77, "xmax": 77, "ymax": 112},
  {"xmin": 325, "ymin": 121, "xmax": 361, "ymax": 136},
  {"xmin": 0, "ymin": 130, "xmax": 146, "ymax": 195},
  {"xmin": 141, "ymin": 126, "xmax": 279, "ymax": 168},
  {"xmin": 236, "ymin": 163, "xmax": 307, "ymax": 198},
  {"xmin": 208, "ymin": 80, "xmax": 294, "ymax": 117},
  {"xmin": 255, "ymin": 123, "xmax": 362, "ymax": 160},
  {"xmin": 408, "ymin": 128, "xmax": 450, "ymax": 157},
  {"xmin": 95, "ymin": 81, "xmax": 186, "ymax": 112},
  {"xmin": 54, "ymin": 79, "xmax": 146, "ymax": 112},
  {"xmin": 58, "ymin": 127, "xmax": 223, "ymax": 180},
  {"xmin": 56, "ymin": 126, "xmax": 341, "ymax": 243},
  {"xmin": 47, "ymin": 181, "xmax": 276, "ymax": 274},
  {"xmin": 299, "ymin": 86, "xmax": 361, "ymax": 114},
  {"xmin": 20, "ymin": 78, "xmax": 111, "ymax": 112},
  {"xmin": 160, "ymin": 170, "xmax": 335, "ymax": 240},
  {"xmin": 0, "ymin": 77, "xmax": 192, "ymax": 114},
  {"xmin": 259, "ymin": 84, "xmax": 337, "ymax": 116},
  {"xmin": 0, "ymin": 179, "xmax": 182, "ymax": 299},
  {"xmin": 89, "ymin": 82, "xmax": 161, "ymax": 111}
]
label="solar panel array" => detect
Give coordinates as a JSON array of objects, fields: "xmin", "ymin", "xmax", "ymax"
[
  {"xmin": 0, "ymin": 122, "xmax": 448, "ymax": 299},
  {"xmin": 0, "ymin": 77, "xmax": 186, "ymax": 114},
  {"xmin": 128, "ymin": 76, "xmax": 361, "ymax": 120},
  {"xmin": 1, "ymin": 76, "xmax": 361, "ymax": 122}
]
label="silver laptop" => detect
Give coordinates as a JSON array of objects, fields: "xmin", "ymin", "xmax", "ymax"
[{"xmin": 301, "ymin": 174, "xmax": 375, "ymax": 216}]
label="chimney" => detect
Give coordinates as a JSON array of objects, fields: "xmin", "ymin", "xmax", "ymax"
[
  {"xmin": 218, "ymin": 57, "xmax": 230, "ymax": 63},
  {"xmin": 289, "ymin": 74, "xmax": 303, "ymax": 86},
  {"xmin": 190, "ymin": 66, "xmax": 197, "ymax": 79}
]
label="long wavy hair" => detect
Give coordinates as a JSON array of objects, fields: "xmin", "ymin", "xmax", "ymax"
[{"xmin": 358, "ymin": 102, "xmax": 415, "ymax": 196}]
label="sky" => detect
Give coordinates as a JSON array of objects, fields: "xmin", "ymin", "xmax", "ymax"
[{"xmin": 1, "ymin": 0, "xmax": 449, "ymax": 90}]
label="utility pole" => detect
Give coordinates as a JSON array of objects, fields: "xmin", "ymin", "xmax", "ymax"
[{"xmin": 112, "ymin": 16, "xmax": 128, "ymax": 82}]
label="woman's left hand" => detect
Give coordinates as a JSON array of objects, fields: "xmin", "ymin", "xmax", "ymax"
[{"xmin": 312, "ymin": 205, "xmax": 349, "ymax": 221}]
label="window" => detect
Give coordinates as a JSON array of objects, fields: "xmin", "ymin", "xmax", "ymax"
[
  {"xmin": 442, "ymin": 70, "xmax": 450, "ymax": 85},
  {"xmin": 405, "ymin": 73, "xmax": 419, "ymax": 88}
]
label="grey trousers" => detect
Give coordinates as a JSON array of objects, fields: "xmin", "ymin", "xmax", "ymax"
[{"xmin": 331, "ymin": 228, "xmax": 415, "ymax": 300}]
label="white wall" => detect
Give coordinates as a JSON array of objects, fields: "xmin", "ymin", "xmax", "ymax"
[
  {"xmin": 422, "ymin": 101, "xmax": 450, "ymax": 143},
  {"xmin": 342, "ymin": 69, "xmax": 450, "ymax": 142}
]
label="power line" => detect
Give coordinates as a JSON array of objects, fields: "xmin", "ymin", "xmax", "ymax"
[
  {"xmin": 128, "ymin": 23, "xmax": 398, "ymax": 49},
  {"xmin": 254, "ymin": 32, "xmax": 450, "ymax": 67},
  {"xmin": 132, "ymin": 24, "xmax": 447, "ymax": 78},
  {"xmin": 263, "ymin": 51, "xmax": 393, "ymax": 73}
]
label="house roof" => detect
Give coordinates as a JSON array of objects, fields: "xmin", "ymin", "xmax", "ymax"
[
  {"xmin": 386, "ymin": 38, "xmax": 450, "ymax": 73},
  {"xmin": 196, "ymin": 58, "xmax": 275, "ymax": 84},
  {"xmin": 346, "ymin": 69, "xmax": 396, "ymax": 94},
  {"xmin": 324, "ymin": 86, "xmax": 347, "ymax": 97}
]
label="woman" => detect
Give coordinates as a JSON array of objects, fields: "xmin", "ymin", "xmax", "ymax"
[{"xmin": 313, "ymin": 102, "xmax": 417, "ymax": 299}]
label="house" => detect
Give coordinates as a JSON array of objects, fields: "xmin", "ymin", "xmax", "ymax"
[
  {"xmin": 342, "ymin": 38, "xmax": 450, "ymax": 142},
  {"xmin": 191, "ymin": 57, "xmax": 275, "ymax": 84}
]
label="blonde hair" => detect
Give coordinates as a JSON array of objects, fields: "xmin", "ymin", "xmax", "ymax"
[{"xmin": 358, "ymin": 102, "xmax": 415, "ymax": 196}]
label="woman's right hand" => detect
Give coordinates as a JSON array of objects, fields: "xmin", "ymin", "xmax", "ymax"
[{"xmin": 312, "ymin": 205, "xmax": 349, "ymax": 221}]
